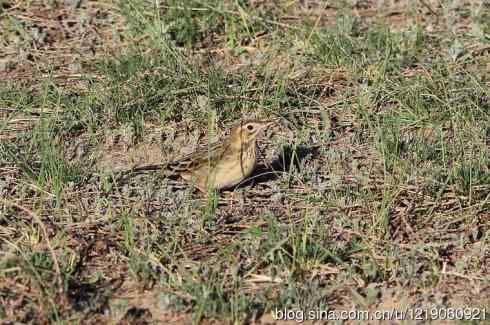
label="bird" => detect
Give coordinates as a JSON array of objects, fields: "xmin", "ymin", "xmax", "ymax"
[{"xmin": 125, "ymin": 119, "xmax": 275, "ymax": 192}]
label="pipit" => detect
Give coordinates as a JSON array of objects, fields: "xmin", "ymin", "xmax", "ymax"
[{"xmin": 127, "ymin": 120, "xmax": 274, "ymax": 192}]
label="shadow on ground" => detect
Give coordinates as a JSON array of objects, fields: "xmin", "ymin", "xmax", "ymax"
[{"xmin": 236, "ymin": 144, "xmax": 320, "ymax": 189}]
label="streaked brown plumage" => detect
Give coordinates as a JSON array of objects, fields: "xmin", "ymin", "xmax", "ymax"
[{"xmin": 128, "ymin": 120, "xmax": 274, "ymax": 192}]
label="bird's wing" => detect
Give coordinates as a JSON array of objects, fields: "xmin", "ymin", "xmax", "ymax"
[{"xmin": 167, "ymin": 139, "xmax": 230, "ymax": 173}]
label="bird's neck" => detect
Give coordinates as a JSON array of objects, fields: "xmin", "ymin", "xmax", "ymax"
[{"xmin": 230, "ymin": 136, "xmax": 255, "ymax": 152}]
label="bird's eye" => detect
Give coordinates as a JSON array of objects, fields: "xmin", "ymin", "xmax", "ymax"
[{"xmin": 247, "ymin": 124, "xmax": 254, "ymax": 131}]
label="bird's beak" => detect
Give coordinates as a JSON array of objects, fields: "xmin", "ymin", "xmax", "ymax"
[{"xmin": 261, "ymin": 121, "xmax": 276, "ymax": 131}]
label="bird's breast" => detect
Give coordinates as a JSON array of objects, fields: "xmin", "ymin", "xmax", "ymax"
[{"xmin": 208, "ymin": 147, "xmax": 256, "ymax": 190}]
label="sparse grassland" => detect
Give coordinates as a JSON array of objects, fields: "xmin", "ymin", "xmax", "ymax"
[{"xmin": 1, "ymin": 0, "xmax": 489, "ymax": 323}]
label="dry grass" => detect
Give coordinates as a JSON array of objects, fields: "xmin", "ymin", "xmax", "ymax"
[{"xmin": 1, "ymin": 0, "xmax": 489, "ymax": 323}]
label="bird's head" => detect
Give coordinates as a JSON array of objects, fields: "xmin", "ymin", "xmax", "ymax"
[{"xmin": 229, "ymin": 120, "xmax": 275, "ymax": 149}]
